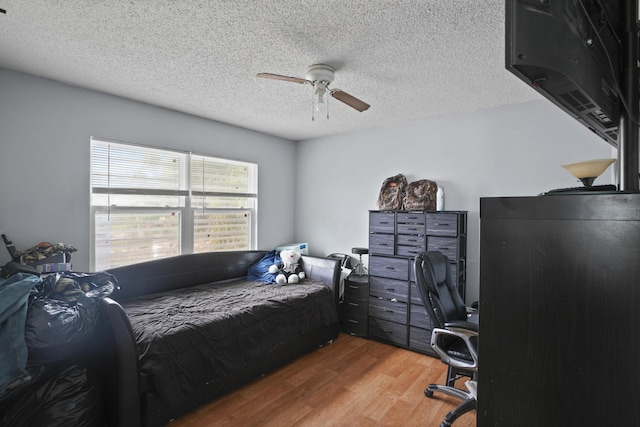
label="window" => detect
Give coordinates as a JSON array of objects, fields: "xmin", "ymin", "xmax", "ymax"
[{"xmin": 90, "ymin": 138, "xmax": 257, "ymax": 271}]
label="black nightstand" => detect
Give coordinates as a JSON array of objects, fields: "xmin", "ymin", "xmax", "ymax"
[{"xmin": 341, "ymin": 274, "xmax": 368, "ymax": 337}]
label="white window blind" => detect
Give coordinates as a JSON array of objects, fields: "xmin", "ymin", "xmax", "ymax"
[
  {"xmin": 94, "ymin": 211, "xmax": 182, "ymax": 269},
  {"xmin": 193, "ymin": 211, "xmax": 250, "ymax": 253},
  {"xmin": 90, "ymin": 138, "xmax": 257, "ymax": 271},
  {"xmin": 190, "ymin": 154, "xmax": 257, "ymax": 208}
]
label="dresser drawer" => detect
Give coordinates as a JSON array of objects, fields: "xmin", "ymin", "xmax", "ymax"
[
  {"xmin": 427, "ymin": 236, "xmax": 459, "ymax": 260},
  {"xmin": 409, "ymin": 326, "xmax": 435, "ymax": 355},
  {"xmin": 369, "ymin": 276, "xmax": 408, "ymax": 302},
  {"xmin": 397, "ymin": 245, "xmax": 426, "ymax": 258},
  {"xmin": 427, "ymin": 213, "xmax": 460, "ymax": 236},
  {"xmin": 369, "ymin": 317, "xmax": 407, "ymax": 347},
  {"xmin": 397, "ymin": 234, "xmax": 426, "ymax": 247},
  {"xmin": 369, "ymin": 233, "xmax": 395, "ymax": 255},
  {"xmin": 409, "ymin": 303, "xmax": 432, "ymax": 329},
  {"xmin": 342, "ymin": 313, "xmax": 368, "ymax": 337},
  {"xmin": 397, "ymin": 212, "xmax": 426, "ymax": 225},
  {"xmin": 397, "ymin": 233, "xmax": 426, "ymax": 258},
  {"xmin": 397, "ymin": 222, "xmax": 426, "ymax": 235},
  {"xmin": 369, "ymin": 212, "xmax": 395, "ymax": 233},
  {"xmin": 369, "ymin": 256, "xmax": 409, "ymax": 280},
  {"xmin": 397, "ymin": 212, "xmax": 426, "ymax": 235},
  {"xmin": 369, "ymin": 296, "xmax": 407, "ymax": 324},
  {"xmin": 344, "ymin": 276, "xmax": 369, "ymax": 301},
  {"xmin": 343, "ymin": 296, "xmax": 368, "ymax": 316}
]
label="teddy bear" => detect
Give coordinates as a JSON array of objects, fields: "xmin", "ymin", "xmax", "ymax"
[{"xmin": 268, "ymin": 249, "xmax": 306, "ymax": 284}]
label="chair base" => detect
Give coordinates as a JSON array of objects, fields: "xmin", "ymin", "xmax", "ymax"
[{"xmin": 425, "ymin": 381, "xmax": 476, "ymax": 426}]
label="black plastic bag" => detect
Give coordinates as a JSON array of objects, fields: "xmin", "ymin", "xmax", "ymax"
[
  {"xmin": 25, "ymin": 272, "xmax": 116, "ymax": 363},
  {"xmin": 36, "ymin": 271, "xmax": 116, "ymax": 303},
  {"xmin": 25, "ymin": 296, "xmax": 100, "ymax": 363},
  {"xmin": 0, "ymin": 365, "xmax": 102, "ymax": 427}
]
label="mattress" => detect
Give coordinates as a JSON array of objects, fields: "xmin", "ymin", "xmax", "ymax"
[{"xmin": 121, "ymin": 279, "xmax": 338, "ymax": 404}]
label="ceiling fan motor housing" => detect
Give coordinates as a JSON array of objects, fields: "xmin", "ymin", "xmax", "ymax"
[{"xmin": 306, "ymin": 64, "xmax": 335, "ymax": 84}]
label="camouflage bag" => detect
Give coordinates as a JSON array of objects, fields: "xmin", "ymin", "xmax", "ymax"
[
  {"xmin": 377, "ymin": 174, "xmax": 407, "ymax": 210},
  {"xmin": 403, "ymin": 179, "xmax": 438, "ymax": 211}
]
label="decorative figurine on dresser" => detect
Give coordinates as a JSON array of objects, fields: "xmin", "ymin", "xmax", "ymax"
[{"xmin": 367, "ymin": 210, "xmax": 467, "ymax": 355}]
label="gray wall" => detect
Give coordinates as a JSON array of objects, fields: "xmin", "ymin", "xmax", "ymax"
[
  {"xmin": 0, "ymin": 67, "xmax": 617, "ymax": 303},
  {"xmin": 295, "ymin": 101, "xmax": 615, "ymax": 303},
  {"xmin": 0, "ymin": 68, "xmax": 296, "ymax": 270}
]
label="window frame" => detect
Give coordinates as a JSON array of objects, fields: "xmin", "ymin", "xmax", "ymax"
[{"xmin": 90, "ymin": 137, "xmax": 258, "ymax": 271}]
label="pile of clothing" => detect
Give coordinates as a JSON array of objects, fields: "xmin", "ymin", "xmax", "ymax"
[{"xmin": 13, "ymin": 241, "xmax": 77, "ymax": 264}]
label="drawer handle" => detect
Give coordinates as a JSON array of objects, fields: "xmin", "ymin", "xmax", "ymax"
[
  {"xmin": 384, "ymin": 287, "xmax": 395, "ymax": 291},
  {"xmin": 347, "ymin": 285, "xmax": 359, "ymax": 290},
  {"xmin": 382, "ymin": 329, "xmax": 394, "ymax": 334},
  {"xmin": 435, "ymin": 246, "xmax": 450, "ymax": 250},
  {"xmin": 348, "ymin": 302, "xmax": 360, "ymax": 307},
  {"xmin": 435, "ymin": 223, "xmax": 450, "ymax": 226},
  {"xmin": 384, "ymin": 266, "xmax": 395, "ymax": 270},
  {"xmin": 379, "ymin": 221, "xmax": 389, "ymax": 224},
  {"xmin": 379, "ymin": 243, "xmax": 389, "ymax": 246},
  {"xmin": 347, "ymin": 319, "xmax": 359, "ymax": 324}
]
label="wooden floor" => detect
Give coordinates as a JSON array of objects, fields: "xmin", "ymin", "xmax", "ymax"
[{"xmin": 169, "ymin": 334, "xmax": 476, "ymax": 427}]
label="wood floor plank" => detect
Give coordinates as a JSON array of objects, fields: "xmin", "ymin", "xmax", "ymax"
[{"xmin": 169, "ymin": 334, "xmax": 476, "ymax": 427}]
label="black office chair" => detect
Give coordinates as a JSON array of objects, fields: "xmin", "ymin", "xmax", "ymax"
[{"xmin": 413, "ymin": 251, "xmax": 478, "ymax": 427}]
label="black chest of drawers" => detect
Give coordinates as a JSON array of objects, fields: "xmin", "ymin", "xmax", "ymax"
[
  {"xmin": 368, "ymin": 210, "xmax": 467, "ymax": 355},
  {"xmin": 341, "ymin": 274, "xmax": 369, "ymax": 337}
]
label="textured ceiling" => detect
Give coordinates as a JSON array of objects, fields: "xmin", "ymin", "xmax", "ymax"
[{"xmin": 0, "ymin": 0, "xmax": 540, "ymax": 141}]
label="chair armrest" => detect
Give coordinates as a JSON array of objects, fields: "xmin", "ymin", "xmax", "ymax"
[
  {"xmin": 431, "ymin": 325, "xmax": 479, "ymax": 372},
  {"xmin": 444, "ymin": 320, "xmax": 478, "ymax": 333}
]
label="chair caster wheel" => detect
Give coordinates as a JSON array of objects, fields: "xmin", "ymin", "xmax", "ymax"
[
  {"xmin": 424, "ymin": 388, "xmax": 434, "ymax": 398},
  {"xmin": 440, "ymin": 422, "xmax": 451, "ymax": 427}
]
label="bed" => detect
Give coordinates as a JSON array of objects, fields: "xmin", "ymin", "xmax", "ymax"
[{"xmin": 96, "ymin": 251, "xmax": 340, "ymax": 427}]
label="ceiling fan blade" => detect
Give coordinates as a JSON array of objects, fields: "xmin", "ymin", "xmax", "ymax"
[
  {"xmin": 256, "ymin": 73, "xmax": 308, "ymax": 84},
  {"xmin": 330, "ymin": 90, "xmax": 370, "ymax": 112}
]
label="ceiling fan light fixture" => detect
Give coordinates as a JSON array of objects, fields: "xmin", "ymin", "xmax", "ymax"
[
  {"xmin": 315, "ymin": 82, "xmax": 327, "ymax": 102},
  {"xmin": 312, "ymin": 87, "xmax": 329, "ymax": 118}
]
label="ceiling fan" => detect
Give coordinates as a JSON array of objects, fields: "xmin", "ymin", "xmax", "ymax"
[{"xmin": 257, "ymin": 64, "xmax": 370, "ymax": 120}]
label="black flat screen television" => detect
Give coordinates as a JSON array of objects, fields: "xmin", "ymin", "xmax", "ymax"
[{"xmin": 506, "ymin": 0, "xmax": 622, "ymax": 147}]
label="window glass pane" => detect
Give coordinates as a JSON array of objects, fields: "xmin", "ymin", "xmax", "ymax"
[
  {"xmin": 94, "ymin": 210, "xmax": 181, "ymax": 270},
  {"xmin": 193, "ymin": 210, "xmax": 250, "ymax": 253}
]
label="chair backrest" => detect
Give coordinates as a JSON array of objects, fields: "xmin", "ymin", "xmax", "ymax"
[{"xmin": 414, "ymin": 251, "xmax": 466, "ymax": 328}]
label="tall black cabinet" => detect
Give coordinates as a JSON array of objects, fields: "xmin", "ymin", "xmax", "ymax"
[{"xmin": 478, "ymin": 193, "xmax": 640, "ymax": 426}]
